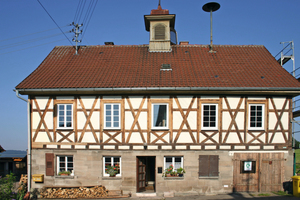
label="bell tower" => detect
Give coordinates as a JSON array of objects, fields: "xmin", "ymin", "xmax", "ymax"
[{"xmin": 144, "ymin": 2, "xmax": 176, "ymax": 52}]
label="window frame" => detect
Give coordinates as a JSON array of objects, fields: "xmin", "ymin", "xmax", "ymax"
[
  {"xmin": 248, "ymin": 104, "xmax": 265, "ymax": 130},
  {"xmin": 201, "ymin": 103, "xmax": 218, "ymax": 130},
  {"xmin": 164, "ymin": 156, "xmax": 183, "ymax": 172},
  {"xmin": 56, "ymin": 155, "xmax": 73, "ymax": 175},
  {"xmin": 103, "ymin": 156, "xmax": 121, "ymax": 177},
  {"xmin": 152, "ymin": 103, "xmax": 169, "ymax": 130},
  {"xmin": 104, "ymin": 103, "xmax": 121, "ymax": 130},
  {"xmin": 57, "ymin": 104, "xmax": 73, "ymax": 129}
]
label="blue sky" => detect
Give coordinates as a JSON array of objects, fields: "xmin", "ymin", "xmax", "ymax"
[{"xmin": 1, "ymin": 0, "xmax": 300, "ymax": 150}]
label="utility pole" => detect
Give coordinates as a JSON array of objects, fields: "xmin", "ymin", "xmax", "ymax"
[{"xmin": 71, "ymin": 22, "xmax": 83, "ymax": 55}]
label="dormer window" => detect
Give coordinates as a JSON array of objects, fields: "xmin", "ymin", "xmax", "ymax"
[{"xmin": 155, "ymin": 24, "xmax": 165, "ymax": 40}]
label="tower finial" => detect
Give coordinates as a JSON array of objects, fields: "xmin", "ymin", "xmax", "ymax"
[{"xmin": 159, "ymin": 0, "xmax": 161, "ymax": 6}]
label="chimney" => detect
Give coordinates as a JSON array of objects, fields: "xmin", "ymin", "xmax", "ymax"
[
  {"xmin": 180, "ymin": 41, "xmax": 189, "ymax": 45},
  {"xmin": 105, "ymin": 42, "xmax": 114, "ymax": 45}
]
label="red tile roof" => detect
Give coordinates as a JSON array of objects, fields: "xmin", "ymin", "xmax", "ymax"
[
  {"xmin": 16, "ymin": 44, "xmax": 300, "ymax": 92},
  {"xmin": 0, "ymin": 145, "xmax": 5, "ymax": 152}
]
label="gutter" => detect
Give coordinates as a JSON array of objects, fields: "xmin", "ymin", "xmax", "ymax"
[{"xmin": 14, "ymin": 89, "xmax": 31, "ymax": 193}]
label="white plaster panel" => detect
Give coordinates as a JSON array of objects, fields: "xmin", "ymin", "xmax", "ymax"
[
  {"xmin": 103, "ymin": 145, "xmax": 115, "ymax": 149},
  {"xmin": 125, "ymin": 112, "xmax": 134, "ymax": 129},
  {"xmin": 133, "ymin": 146, "xmax": 144, "ymax": 150},
  {"xmin": 126, "ymin": 132, "xmax": 144, "ymax": 143},
  {"xmin": 77, "ymin": 112, "xmax": 86, "ymax": 129},
  {"xmin": 147, "ymin": 146, "xmax": 158, "ymax": 150},
  {"xmin": 161, "ymin": 146, "xmax": 172, "ymax": 149},
  {"xmin": 246, "ymin": 132, "xmax": 265, "ymax": 143},
  {"xmin": 175, "ymin": 146, "xmax": 186, "ymax": 150},
  {"xmin": 47, "ymin": 145, "xmax": 57, "ymax": 148},
  {"xmin": 35, "ymin": 132, "xmax": 51, "ymax": 142},
  {"xmin": 80, "ymin": 132, "xmax": 97, "ymax": 143},
  {"xmin": 118, "ymin": 146, "xmax": 130, "ymax": 150},
  {"xmin": 200, "ymin": 132, "xmax": 219, "ymax": 144},
  {"xmin": 44, "ymin": 112, "xmax": 53, "ymax": 129},
  {"xmin": 79, "ymin": 96, "xmax": 99, "ymax": 109},
  {"xmin": 248, "ymin": 97, "xmax": 266, "ymax": 100},
  {"xmin": 223, "ymin": 132, "xmax": 244, "ymax": 143},
  {"xmin": 222, "ymin": 112, "xmax": 231, "ymax": 129},
  {"xmin": 249, "ymin": 146, "xmax": 260, "ymax": 149},
  {"xmin": 224, "ymin": 97, "xmax": 242, "ymax": 109},
  {"xmin": 205, "ymin": 145, "xmax": 216, "ymax": 149},
  {"xmin": 282, "ymin": 112, "xmax": 289, "ymax": 130},
  {"xmin": 138, "ymin": 112, "xmax": 148, "ymax": 129},
  {"xmin": 56, "ymin": 96, "xmax": 74, "ymax": 100},
  {"xmin": 89, "ymin": 145, "xmax": 101, "ymax": 149},
  {"xmin": 35, "ymin": 97, "xmax": 52, "ymax": 109},
  {"xmin": 102, "ymin": 96, "xmax": 122, "ymax": 99},
  {"xmin": 268, "ymin": 113, "xmax": 277, "ymax": 129},
  {"xmin": 234, "ymin": 146, "xmax": 246, "ymax": 149},
  {"xmin": 264, "ymin": 146, "xmax": 275, "ymax": 149},
  {"xmin": 176, "ymin": 132, "xmax": 195, "ymax": 143},
  {"xmin": 89, "ymin": 111, "xmax": 100, "ymax": 129},
  {"xmin": 150, "ymin": 132, "xmax": 169, "ymax": 143},
  {"xmin": 219, "ymin": 146, "xmax": 231, "ymax": 149},
  {"xmin": 235, "ymin": 112, "xmax": 244, "ymax": 129},
  {"xmin": 173, "ymin": 112, "xmax": 183, "ymax": 129},
  {"xmin": 32, "ymin": 112, "xmax": 41, "ymax": 129},
  {"xmin": 177, "ymin": 96, "xmax": 196, "ymax": 109},
  {"xmin": 127, "ymin": 96, "xmax": 145, "ymax": 109},
  {"xmin": 173, "ymin": 99, "xmax": 178, "ymax": 109},
  {"xmin": 270, "ymin": 97, "xmax": 285, "ymax": 110},
  {"xmin": 271, "ymin": 132, "xmax": 285, "ymax": 143},
  {"xmin": 187, "ymin": 111, "xmax": 197, "ymax": 129},
  {"xmin": 190, "ymin": 146, "xmax": 201, "ymax": 150},
  {"xmin": 75, "ymin": 145, "xmax": 86, "ymax": 149},
  {"xmin": 56, "ymin": 132, "xmax": 74, "ymax": 143},
  {"xmin": 200, "ymin": 96, "xmax": 219, "ymax": 99},
  {"xmin": 106, "ymin": 133, "xmax": 121, "ymax": 144},
  {"xmin": 60, "ymin": 145, "xmax": 72, "ymax": 149}
]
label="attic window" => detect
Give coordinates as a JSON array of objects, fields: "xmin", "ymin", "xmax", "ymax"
[
  {"xmin": 161, "ymin": 64, "xmax": 172, "ymax": 71},
  {"xmin": 155, "ymin": 24, "xmax": 165, "ymax": 40}
]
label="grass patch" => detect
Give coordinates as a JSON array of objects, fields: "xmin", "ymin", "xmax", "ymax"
[
  {"xmin": 272, "ymin": 191, "xmax": 292, "ymax": 196},
  {"xmin": 295, "ymin": 149, "xmax": 300, "ymax": 173},
  {"xmin": 258, "ymin": 193, "xmax": 271, "ymax": 196}
]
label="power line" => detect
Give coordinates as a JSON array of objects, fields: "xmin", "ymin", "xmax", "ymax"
[
  {"xmin": 37, "ymin": 0, "xmax": 74, "ymax": 48},
  {"xmin": 73, "ymin": 0, "xmax": 84, "ymax": 23},
  {"xmin": 81, "ymin": 0, "xmax": 98, "ymax": 40}
]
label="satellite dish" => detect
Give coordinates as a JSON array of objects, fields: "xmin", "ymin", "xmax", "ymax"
[{"xmin": 202, "ymin": 2, "xmax": 220, "ymax": 12}]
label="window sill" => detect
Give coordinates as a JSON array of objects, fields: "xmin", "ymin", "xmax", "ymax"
[
  {"xmin": 151, "ymin": 128, "xmax": 169, "ymax": 131},
  {"xmin": 102, "ymin": 177, "xmax": 122, "ymax": 180},
  {"xmin": 103, "ymin": 129, "xmax": 121, "ymax": 131},
  {"xmin": 56, "ymin": 128, "xmax": 74, "ymax": 131},
  {"xmin": 201, "ymin": 129, "xmax": 218, "ymax": 131},
  {"xmin": 55, "ymin": 175, "xmax": 75, "ymax": 179},
  {"xmin": 198, "ymin": 176, "xmax": 219, "ymax": 179},
  {"xmin": 163, "ymin": 176, "xmax": 184, "ymax": 180}
]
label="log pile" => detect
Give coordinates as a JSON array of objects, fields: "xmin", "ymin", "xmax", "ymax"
[{"xmin": 40, "ymin": 185, "xmax": 108, "ymax": 199}]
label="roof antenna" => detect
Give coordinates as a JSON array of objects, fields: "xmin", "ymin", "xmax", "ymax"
[{"xmin": 202, "ymin": 2, "xmax": 220, "ymax": 52}]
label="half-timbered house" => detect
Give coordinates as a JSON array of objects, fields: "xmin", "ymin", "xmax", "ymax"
[{"xmin": 15, "ymin": 3, "xmax": 300, "ymax": 196}]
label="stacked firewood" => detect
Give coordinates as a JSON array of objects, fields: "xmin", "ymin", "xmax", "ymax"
[{"xmin": 40, "ymin": 185, "xmax": 108, "ymax": 199}]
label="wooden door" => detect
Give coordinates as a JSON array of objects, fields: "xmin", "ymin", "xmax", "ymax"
[
  {"xmin": 137, "ymin": 157, "xmax": 146, "ymax": 192},
  {"xmin": 233, "ymin": 153, "xmax": 285, "ymax": 192}
]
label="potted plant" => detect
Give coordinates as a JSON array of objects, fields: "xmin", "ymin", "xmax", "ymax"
[
  {"xmin": 164, "ymin": 165, "xmax": 174, "ymax": 177},
  {"xmin": 176, "ymin": 167, "xmax": 186, "ymax": 177},
  {"xmin": 105, "ymin": 165, "xmax": 118, "ymax": 177},
  {"xmin": 58, "ymin": 171, "xmax": 71, "ymax": 176}
]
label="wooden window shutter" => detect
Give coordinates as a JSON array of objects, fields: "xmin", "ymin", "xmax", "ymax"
[
  {"xmin": 209, "ymin": 155, "xmax": 219, "ymax": 176},
  {"xmin": 45, "ymin": 153, "xmax": 54, "ymax": 176},
  {"xmin": 199, "ymin": 155, "xmax": 219, "ymax": 177},
  {"xmin": 155, "ymin": 24, "xmax": 165, "ymax": 40},
  {"xmin": 199, "ymin": 155, "xmax": 209, "ymax": 176}
]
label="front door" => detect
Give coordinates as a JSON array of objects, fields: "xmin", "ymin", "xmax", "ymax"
[{"xmin": 137, "ymin": 157, "xmax": 146, "ymax": 192}]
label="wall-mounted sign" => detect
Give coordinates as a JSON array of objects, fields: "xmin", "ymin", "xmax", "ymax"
[
  {"xmin": 244, "ymin": 161, "xmax": 252, "ymax": 171},
  {"xmin": 158, "ymin": 167, "xmax": 162, "ymax": 174},
  {"xmin": 240, "ymin": 160, "xmax": 256, "ymax": 173}
]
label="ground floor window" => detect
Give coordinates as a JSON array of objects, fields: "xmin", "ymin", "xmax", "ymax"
[
  {"xmin": 57, "ymin": 155, "xmax": 73, "ymax": 175},
  {"xmin": 103, "ymin": 156, "xmax": 121, "ymax": 177},
  {"xmin": 164, "ymin": 156, "xmax": 183, "ymax": 175},
  {"xmin": 199, "ymin": 155, "xmax": 219, "ymax": 177}
]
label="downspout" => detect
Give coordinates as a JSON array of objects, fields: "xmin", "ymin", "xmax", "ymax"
[{"xmin": 15, "ymin": 89, "xmax": 31, "ymax": 192}]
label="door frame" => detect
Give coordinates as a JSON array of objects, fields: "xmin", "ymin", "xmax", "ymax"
[{"xmin": 136, "ymin": 156, "xmax": 156, "ymax": 193}]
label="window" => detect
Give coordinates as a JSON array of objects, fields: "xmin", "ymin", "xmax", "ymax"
[
  {"xmin": 249, "ymin": 104, "xmax": 265, "ymax": 130},
  {"xmin": 199, "ymin": 155, "xmax": 219, "ymax": 177},
  {"xmin": 164, "ymin": 156, "xmax": 183, "ymax": 172},
  {"xmin": 104, "ymin": 103, "xmax": 120, "ymax": 129},
  {"xmin": 152, "ymin": 103, "xmax": 168, "ymax": 129},
  {"xmin": 57, "ymin": 104, "xmax": 73, "ymax": 129},
  {"xmin": 155, "ymin": 24, "xmax": 165, "ymax": 40},
  {"xmin": 57, "ymin": 156, "xmax": 73, "ymax": 174},
  {"xmin": 202, "ymin": 104, "xmax": 218, "ymax": 130},
  {"xmin": 103, "ymin": 156, "xmax": 121, "ymax": 177}
]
